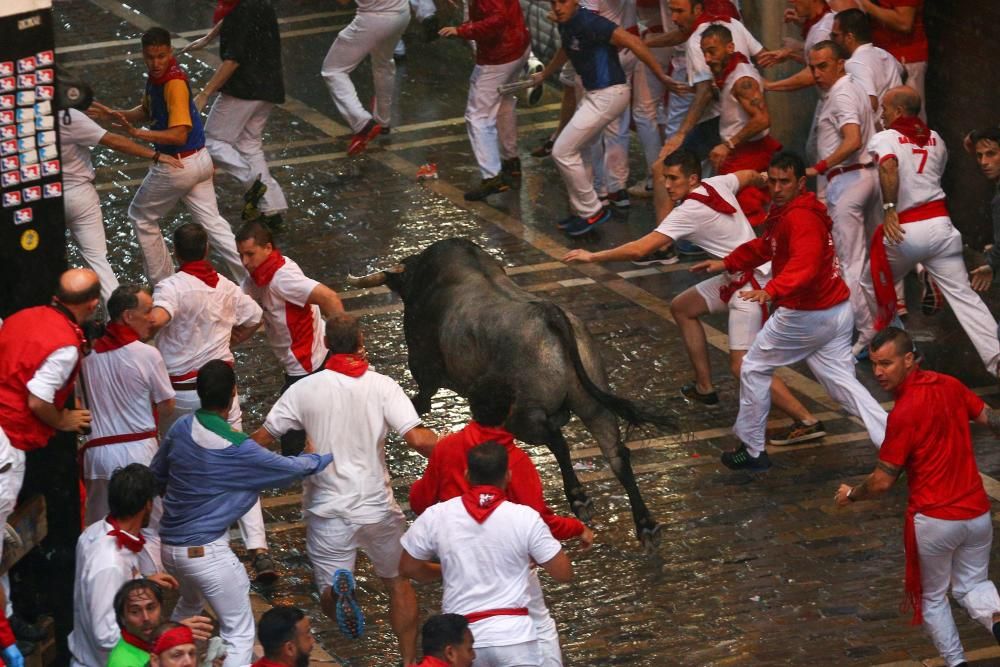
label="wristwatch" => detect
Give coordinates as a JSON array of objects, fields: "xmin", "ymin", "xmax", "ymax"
[
  {"xmin": 882, "ymin": 202, "xmax": 896, "ymax": 211},
  {"xmin": 846, "ymin": 487, "xmax": 857, "ymax": 502}
]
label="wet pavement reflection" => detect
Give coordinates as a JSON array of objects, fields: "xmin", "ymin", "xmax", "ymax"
[{"xmin": 53, "ymin": 1, "xmax": 1000, "ymax": 664}]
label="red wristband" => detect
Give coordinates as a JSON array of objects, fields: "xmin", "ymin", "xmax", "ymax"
[{"xmin": 813, "ymin": 160, "xmax": 828, "ymax": 175}]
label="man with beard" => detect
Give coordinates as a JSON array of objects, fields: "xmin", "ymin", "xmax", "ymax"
[{"xmin": 251, "ymin": 606, "xmax": 316, "ymax": 667}]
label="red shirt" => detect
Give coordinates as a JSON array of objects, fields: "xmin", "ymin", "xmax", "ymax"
[
  {"xmin": 251, "ymin": 659, "xmax": 287, "ymax": 667},
  {"xmin": 408, "ymin": 422, "xmax": 585, "ymax": 540},
  {"xmin": 879, "ymin": 368, "xmax": 990, "ymax": 520},
  {"xmin": 456, "ymin": 0, "xmax": 530, "ymax": 66},
  {"xmin": 723, "ymin": 192, "xmax": 850, "ymax": 311},
  {"xmin": 870, "ymin": 0, "xmax": 928, "ymax": 64}
]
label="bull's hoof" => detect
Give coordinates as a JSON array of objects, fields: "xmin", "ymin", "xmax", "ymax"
[
  {"xmin": 571, "ymin": 497, "xmax": 594, "ymax": 523},
  {"xmin": 640, "ymin": 523, "xmax": 664, "ymax": 552}
]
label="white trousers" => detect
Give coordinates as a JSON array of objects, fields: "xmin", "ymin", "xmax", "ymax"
[
  {"xmin": 205, "ymin": 95, "xmax": 287, "ymax": 215},
  {"xmin": 321, "ymin": 9, "xmax": 410, "ymax": 132},
  {"xmin": 411, "ymin": 0, "xmax": 436, "ymax": 21},
  {"xmin": 64, "ymin": 183, "xmax": 119, "ymax": 304},
  {"xmin": 526, "ymin": 570, "xmax": 562, "ymax": 666},
  {"xmin": 903, "ymin": 61, "xmax": 927, "ymax": 121},
  {"xmin": 160, "ymin": 390, "xmax": 267, "ymax": 551},
  {"xmin": 735, "ymin": 301, "xmax": 888, "ymax": 454},
  {"xmin": 861, "ymin": 216, "xmax": 1000, "ymax": 374},
  {"xmin": 0, "ymin": 429, "xmax": 25, "ymax": 617},
  {"xmin": 825, "ymin": 167, "xmax": 880, "ymax": 348},
  {"xmin": 591, "ymin": 54, "xmax": 635, "ymax": 195},
  {"xmin": 631, "ymin": 52, "xmax": 668, "ymax": 173},
  {"xmin": 165, "ymin": 536, "xmax": 254, "ymax": 667},
  {"xmin": 127, "ymin": 148, "xmax": 246, "ymax": 286},
  {"xmin": 472, "ymin": 640, "xmax": 542, "ymax": 667},
  {"xmin": 552, "ymin": 84, "xmax": 630, "ymax": 217},
  {"xmin": 466, "ymin": 47, "xmax": 530, "ymax": 179},
  {"xmin": 915, "ymin": 511, "xmax": 1000, "ymax": 667}
]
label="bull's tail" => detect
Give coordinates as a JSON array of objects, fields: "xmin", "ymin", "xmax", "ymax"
[{"xmin": 537, "ymin": 301, "xmax": 677, "ymax": 430}]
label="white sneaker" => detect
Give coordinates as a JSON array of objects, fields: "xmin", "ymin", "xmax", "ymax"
[{"xmin": 627, "ymin": 181, "xmax": 654, "ymax": 199}]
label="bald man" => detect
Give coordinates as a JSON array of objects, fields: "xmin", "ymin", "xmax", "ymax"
[
  {"xmin": 0, "ymin": 269, "xmax": 99, "ymax": 648},
  {"xmin": 862, "ymin": 87, "xmax": 1000, "ymax": 376}
]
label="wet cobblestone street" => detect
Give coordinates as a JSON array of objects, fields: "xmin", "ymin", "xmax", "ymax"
[{"xmin": 51, "ymin": 1, "xmax": 1000, "ymax": 664}]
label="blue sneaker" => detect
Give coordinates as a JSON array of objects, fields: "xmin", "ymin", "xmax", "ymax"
[
  {"xmin": 565, "ymin": 208, "xmax": 612, "ymax": 237},
  {"xmin": 332, "ymin": 569, "xmax": 365, "ymax": 639},
  {"xmin": 556, "ymin": 214, "xmax": 577, "ymax": 230}
]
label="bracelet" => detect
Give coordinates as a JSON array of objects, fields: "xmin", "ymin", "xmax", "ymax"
[
  {"xmin": 846, "ymin": 486, "xmax": 857, "ymax": 502},
  {"xmin": 882, "ymin": 202, "xmax": 896, "ymax": 211},
  {"xmin": 152, "ymin": 151, "xmax": 161, "ymax": 164},
  {"xmin": 813, "ymin": 159, "xmax": 829, "ymax": 175}
]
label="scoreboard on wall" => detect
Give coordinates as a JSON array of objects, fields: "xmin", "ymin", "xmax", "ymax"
[{"xmin": 0, "ymin": 0, "xmax": 63, "ymax": 317}]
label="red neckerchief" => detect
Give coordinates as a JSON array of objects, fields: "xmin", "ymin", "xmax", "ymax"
[
  {"xmin": 687, "ymin": 0, "xmax": 740, "ymax": 36},
  {"xmin": 889, "ymin": 115, "xmax": 931, "ymax": 148},
  {"xmin": 324, "ymin": 353, "xmax": 369, "ymax": 377},
  {"xmin": 800, "ymin": 3, "xmax": 831, "ymax": 39},
  {"xmin": 461, "ymin": 485, "xmax": 506, "ymax": 524},
  {"xmin": 148, "ymin": 57, "xmax": 187, "ymax": 86},
  {"xmin": 463, "ymin": 421, "xmax": 515, "ymax": 448},
  {"xmin": 684, "ymin": 182, "xmax": 737, "ymax": 214},
  {"xmin": 870, "ymin": 224, "xmax": 898, "ymax": 330},
  {"xmin": 121, "ymin": 629, "xmax": 153, "ymax": 653},
  {"xmin": 106, "ymin": 516, "xmax": 145, "ymax": 554},
  {"xmin": 250, "ymin": 250, "xmax": 286, "ymax": 287},
  {"xmin": 92, "ymin": 321, "xmax": 140, "ymax": 354},
  {"xmin": 410, "ymin": 657, "xmax": 451, "ymax": 667},
  {"xmin": 713, "ymin": 51, "xmax": 750, "ymax": 90},
  {"xmin": 213, "ymin": 0, "xmax": 240, "ymax": 24},
  {"xmin": 179, "ymin": 260, "xmax": 220, "ymax": 288}
]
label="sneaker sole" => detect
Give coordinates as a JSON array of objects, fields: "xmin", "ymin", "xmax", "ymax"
[
  {"xmin": 632, "ymin": 257, "xmax": 679, "ymax": 267},
  {"xmin": 768, "ymin": 430, "xmax": 827, "ymax": 446},
  {"xmin": 679, "ymin": 387, "xmax": 720, "ymax": 409},
  {"xmin": 721, "ymin": 458, "xmax": 772, "ymax": 472},
  {"xmin": 609, "ymin": 200, "xmax": 631, "ymax": 209},
  {"xmin": 332, "ymin": 570, "xmax": 365, "ymax": 639}
]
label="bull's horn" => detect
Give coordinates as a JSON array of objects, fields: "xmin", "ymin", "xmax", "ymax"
[
  {"xmin": 347, "ymin": 271, "xmax": 388, "ymax": 288},
  {"xmin": 346, "ymin": 264, "xmax": 404, "ymax": 287}
]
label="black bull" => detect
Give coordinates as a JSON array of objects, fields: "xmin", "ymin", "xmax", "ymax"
[{"xmin": 350, "ymin": 238, "xmax": 677, "ymax": 547}]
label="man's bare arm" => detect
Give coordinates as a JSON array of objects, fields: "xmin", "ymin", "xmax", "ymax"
[
  {"xmin": 729, "ymin": 77, "xmax": 770, "ymax": 144},
  {"xmin": 307, "ymin": 284, "xmax": 345, "ymax": 318},
  {"xmin": 835, "ymin": 460, "xmax": 902, "ymax": 505},
  {"xmin": 806, "ymin": 123, "xmax": 862, "ymax": 176},
  {"xmin": 399, "ymin": 550, "xmax": 442, "ymax": 583},
  {"xmin": 403, "ymin": 426, "xmax": 438, "ymax": 457}
]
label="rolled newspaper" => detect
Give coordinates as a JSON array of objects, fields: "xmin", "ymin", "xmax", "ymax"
[{"xmin": 498, "ymin": 79, "xmax": 536, "ymax": 96}]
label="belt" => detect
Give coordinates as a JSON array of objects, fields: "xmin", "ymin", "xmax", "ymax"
[
  {"xmin": 827, "ymin": 162, "xmax": 874, "ymax": 181},
  {"xmin": 898, "ymin": 198, "xmax": 948, "ymax": 223},
  {"xmin": 464, "ymin": 608, "xmax": 529, "ymax": 624},
  {"xmin": 169, "ymin": 359, "xmax": 234, "ymax": 389},
  {"xmin": 172, "ymin": 381, "xmax": 197, "ymax": 390},
  {"xmin": 78, "ymin": 430, "xmax": 158, "ymax": 470},
  {"xmin": 165, "ymin": 147, "xmax": 202, "ymax": 159}
]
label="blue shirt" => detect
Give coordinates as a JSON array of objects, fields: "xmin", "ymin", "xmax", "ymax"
[
  {"xmin": 558, "ymin": 9, "xmax": 626, "ymax": 91},
  {"xmin": 151, "ymin": 412, "xmax": 332, "ymax": 546}
]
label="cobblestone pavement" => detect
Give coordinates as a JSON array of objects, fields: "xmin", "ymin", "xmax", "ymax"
[{"xmin": 54, "ymin": 1, "xmax": 1000, "ymax": 664}]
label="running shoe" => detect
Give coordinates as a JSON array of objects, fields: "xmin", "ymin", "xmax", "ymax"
[
  {"xmin": 631, "ymin": 248, "xmax": 679, "ymax": 266},
  {"xmin": 242, "ymin": 176, "xmax": 267, "ymax": 221},
  {"xmin": 720, "ymin": 443, "xmax": 772, "ymax": 471},
  {"xmin": 251, "ymin": 551, "xmax": 279, "ymax": 585},
  {"xmin": 556, "ymin": 213, "xmax": 577, "ymax": 231},
  {"xmin": 896, "ymin": 300, "xmax": 909, "ymax": 318},
  {"xmin": 598, "ymin": 192, "xmax": 610, "ymax": 208},
  {"xmin": 627, "ymin": 180, "xmax": 654, "ymax": 199},
  {"xmin": 680, "ymin": 381, "xmax": 719, "ymax": 408},
  {"xmin": 464, "ymin": 175, "xmax": 509, "ymax": 201},
  {"xmin": 675, "ymin": 240, "xmax": 707, "ymax": 258},
  {"xmin": 347, "ymin": 120, "xmax": 385, "ymax": 156},
  {"xmin": 769, "ymin": 420, "xmax": 826, "ymax": 446},
  {"xmin": 607, "ymin": 189, "xmax": 631, "ymax": 209},
  {"xmin": 332, "ymin": 569, "xmax": 365, "ymax": 639},
  {"xmin": 920, "ymin": 271, "xmax": 943, "ymax": 316},
  {"xmin": 531, "ymin": 137, "xmax": 555, "ymax": 158},
  {"xmin": 564, "ymin": 208, "xmax": 612, "ymax": 236},
  {"xmin": 501, "ymin": 157, "xmax": 522, "ymax": 179}
]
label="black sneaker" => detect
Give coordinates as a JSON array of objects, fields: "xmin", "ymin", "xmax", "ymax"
[
  {"xmin": 10, "ymin": 616, "xmax": 46, "ymax": 643},
  {"xmin": 501, "ymin": 157, "xmax": 521, "ymax": 179},
  {"xmin": 632, "ymin": 248, "xmax": 679, "ymax": 266},
  {"xmin": 680, "ymin": 381, "xmax": 719, "ymax": 408},
  {"xmin": 422, "ymin": 15, "xmax": 440, "ymax": 42},
  {"xmin": 259, "ymin": 213, "xmax": 284, "ymax": 230},
  {"xmin": 464, "ymin": 175, "xmax": 510, "ymax": 201},
  {"xmin": 252, "ymin": 551, "xmax": 280, "ymax": 585},
  {"xmin": 607, "ymin": 189, "xmax": 630, "ymax": 209},
  {"xmin": 721, "ymin": 443, "xmax": 772, "ymax": 471},
  {"xmin": 242, "ymin": 176, "xmax": 268, "ymax": 221},
  {"xmin": 565, "ymin": 207, "xmax": 612, "ymax": 236},
  {"xmin": 769, "ymin": 420, "xmax": 826, "ymax": 446},
  {"xmin": 531, "ymin": 137, "xmax": 555, "ymax": 158}
]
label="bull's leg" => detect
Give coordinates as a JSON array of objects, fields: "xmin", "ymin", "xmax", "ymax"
[
  {"xmin": 580, "ymin": 410, "xmax": 661, "ymax": 549},
  {"xmin": 545, "ymin": 428, "xmax": 594, "ymax": 523}
]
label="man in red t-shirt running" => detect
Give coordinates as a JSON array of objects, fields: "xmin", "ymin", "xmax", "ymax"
[
  {"xmin": 408, "ymin": 380, "xmax": 593, "ymax": 667},
  {"xmin": 835, "ymin": 326, "xmax": 1000, "ymax": 667}
]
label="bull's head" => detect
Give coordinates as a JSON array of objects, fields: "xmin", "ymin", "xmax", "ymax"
[{"xmin": 346, "ymin": 263, "xmax": 407, "ymax": 294}]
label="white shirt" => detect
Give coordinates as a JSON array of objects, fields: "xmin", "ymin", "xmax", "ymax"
[
  {"xmin": 263, "ymin": 369, "xmax": 421, "ymax": 523},
  {"xmin": 656, "ymin": 174, "xmax": 771, "ymax": 279},
  {"xmin": 400, "ymin": 496, "xmax": 562, "ymax": 648},
  {"xmin": 685, "ymin": 19, "xmax": 763, "ymax": 121},
  {"xmin": 26, "ymin": 345, "xmax": 79, "ymax": 403},
  {"xmin": 845, "ymin": 43, "xmax": 903, "ymax": 118},
  {"xmin": 242, "ymin": 256, "xmax": 327, "ymax": 377},
  {"xmin": 81, "ymin": 341, "xmax": 174, "ymax": 480},
  {"xmin": 815, "ymin": 74, "xmax": 876, "ymax": 167},
  {"xmin": 153, "ymin": 272, "xmax": 262, "ymax": 377},
  {"xmin": 718, "ymin": 61, "xmax": 766, "ymax": 143},
  {"xmin": 68, "ymin": 520, "xmax": 153, "ymax": 667},
  {"xmin": 597, "ymin": 0, "xmax": 637, "ymax": 30},
  {"xmin": 804, "ymin": 11, "xmax": 835, "ymax": 56},
  {"xmin": 58, "ymin": 109, "xmax": 107, "ymax": 188},
  {"xmin": 868, "ymin": 128, "xmax": 947, "ymax": 214}
]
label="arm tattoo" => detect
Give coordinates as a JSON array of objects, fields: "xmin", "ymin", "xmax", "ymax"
[
  {"xmin": 987, "ymin": 407, "xmax": 1000, "ymax": 435},
  {"xmin": 875, "ymin": 460, "xmax": 903, "ymax": 479}
]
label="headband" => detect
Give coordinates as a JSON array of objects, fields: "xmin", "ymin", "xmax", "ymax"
[{"xmin": 152, "ymin": 625, "xmax": 195, "ymax": 655}]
